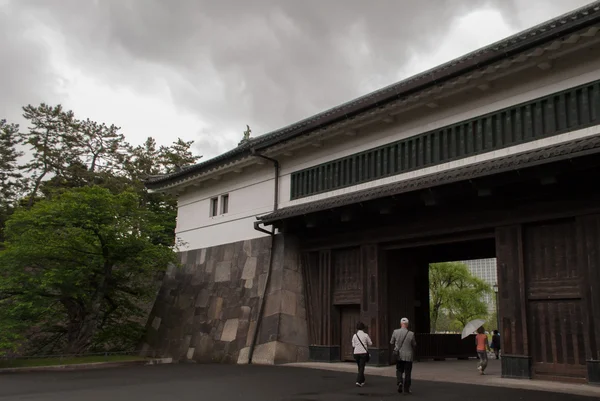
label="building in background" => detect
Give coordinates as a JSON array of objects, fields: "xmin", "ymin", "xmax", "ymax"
[{"xmin": 461, "ymin": 258, "xmax": 497, "ymax": 314}]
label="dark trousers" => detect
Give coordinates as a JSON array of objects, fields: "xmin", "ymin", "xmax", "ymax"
[
  {"xmin": 354, "ymin": 353, "xmax": 368, "ymax": 384},
  {"xmin": 396, "ymin": 360, "xmax": 413, "ymax": 392}
]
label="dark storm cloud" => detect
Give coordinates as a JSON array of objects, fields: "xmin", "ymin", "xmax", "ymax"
[
  {"xmin": 0, "ymin": 1, "xmax": 59, "ymax": 126},
  {"xmin": 1, "ymin": 0, "xmax": 593, "ymax": 156}
]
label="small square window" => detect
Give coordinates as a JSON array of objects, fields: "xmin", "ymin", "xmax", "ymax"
[
  {"xmin": 210, "ymin": 197, "xmax": 218, "ymax": 217},
  {"xmin": 221, "ymin": 194, "xmax": 229, "ymax": 214}
]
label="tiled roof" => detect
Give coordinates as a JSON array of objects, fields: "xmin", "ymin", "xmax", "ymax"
[
  {"xmin": 146, "ymin": 1, "xmax": 600, "ymax": 188},
  {"xmin": 257, "ymin": 134, "xmax": 600, "ymax": 224}
]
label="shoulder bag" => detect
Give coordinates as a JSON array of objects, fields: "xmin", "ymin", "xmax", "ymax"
[
  {"xmin": 354, "ymin": 333, "xmax": 371, "ymax": 363},
  {"xmin": 392, "ymin": 331, "xmax": 409, "ymax": 360}
]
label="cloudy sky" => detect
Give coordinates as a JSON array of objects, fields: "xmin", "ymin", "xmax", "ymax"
[{"xmin": 0, "ymin": 0, "xmax": 593, "ymax": 159}]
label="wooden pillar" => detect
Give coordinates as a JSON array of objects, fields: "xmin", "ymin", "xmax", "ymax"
[
  {"xmin": 495, "ymin": 225, "xmax": 531, "ymax": 379},
  {"xmin": 414, "ymin": 260, "xmax": 431, "ymax": 335},
  {"xmin": 304, "ymin": 250, "xmax": 340, "ymax": 362},
  {"xmin": 360, "ymin": 243, "xmax": 388, "ymax": 365},
  {"xmin": 386, "ymin": 250, "xmax": 418, "ymax": 363},
  {"xmin": 577, "ymin": 214, "xmax": 600, "ymax": 384}
]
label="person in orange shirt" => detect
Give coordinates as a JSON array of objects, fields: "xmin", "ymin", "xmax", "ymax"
[{"xmin": 475, "ymin": 326, "xmax": 491, "ymax": 375}]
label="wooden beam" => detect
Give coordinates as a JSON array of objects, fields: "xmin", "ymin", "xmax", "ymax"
[
  {"xmin": 477, "ymin": 82, "xmax": 491, "ymax": 91},
  {"xmin": 381, "ymin": 230, "xmax": 495, "ymax": 250},
  {"xmin": 300, "ymin": 195, "xmax": 600, "ymax": 251},
  {"xmin": 537, "ymin": 61, "xmax": 552, "ymax": 70},
  {"xmin": 477, "ymin": 188, "xmax": 492, "ymax": 197}
]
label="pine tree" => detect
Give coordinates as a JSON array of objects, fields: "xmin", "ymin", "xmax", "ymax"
[
  {"xmin": 0, "ymin": 119, "xmax": 25, "ymax": 245},
  {"xmin": 19, "ymin": 104, "xmax": 77, "ymax": 207}
]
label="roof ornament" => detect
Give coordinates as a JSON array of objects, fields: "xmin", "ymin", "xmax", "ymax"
[{"xmin": 239, "ymin": 125, "xmax": 252, "ymax": 146}]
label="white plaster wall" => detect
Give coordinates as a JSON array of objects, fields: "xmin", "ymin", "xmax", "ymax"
[
  {"xmin": 175, "ymin": 53, "xmax": 600, "ymax": 250},
  {"xmin": 277, "ymin": 57, "xmax": 600, "ymax": 208},
  {"xmin": 175, "ymin": 165, "xmax": 275, "ymax": 249}
]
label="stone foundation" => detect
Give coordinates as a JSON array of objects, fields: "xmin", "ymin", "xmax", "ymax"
[
  {"xmin": 501, "ymin": 355, "xmax": 532, "ymax": 379},
  {"xmin": 140, "ymin": 234, "xmax": 309, "ymax": 365}
]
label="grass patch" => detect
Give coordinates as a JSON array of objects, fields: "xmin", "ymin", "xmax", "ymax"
[{"xmin": 0, "ymin": 354, "xmax": 147, "ymax": 369}]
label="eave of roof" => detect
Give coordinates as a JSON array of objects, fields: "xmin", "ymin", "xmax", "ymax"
[
  {"xmin": 257, "ymin": 134, "xmax": 600, "ymax": 224},
  {"xmin": 145, "ymin": 1, "xmax": 600, "ymax": 190}
]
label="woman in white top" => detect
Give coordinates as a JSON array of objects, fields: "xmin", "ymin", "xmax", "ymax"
[{"xmin": 351, "ymin": 321, "xmax": 373, "ymax": 387}]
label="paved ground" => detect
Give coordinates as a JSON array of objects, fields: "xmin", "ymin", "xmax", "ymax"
[
  {"xmin": 0, "ymin": 363, "xmax": 596, "ymax": 401},
  {"xmin": 287, "ymin": 358, "xmax": 600, "ymax": 398}
]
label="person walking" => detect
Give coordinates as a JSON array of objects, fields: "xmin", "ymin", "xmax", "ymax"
[
  {"xmin": 491, "ymin": 330, "xmax": 501, "ymax": 359},
  {"xmin": 390, "ymin": 317, "xmax": 417, "ymax": 395},
  {"xmin": 476, "ymin": 326, "xmax": 491, "ymax": 374},
  {"xmin": 352, "ymin": 321, "xmax": 372, "ymax": 387}
]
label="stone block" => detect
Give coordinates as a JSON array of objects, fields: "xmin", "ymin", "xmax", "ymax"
[
  {"xmin": 195, "ymin": 290, "xmax": 210, "ymax": 308},
  {"xmin": 242, "ymin": 257, "xmax": 257, "ymax": 280},
  {"xmin": 177, "ymin": 294, "xmax": 194, "ymax": 309},
  {"xmin": 263, "ymin": 291, "xmax": 281, "ymax": 317},
  {"xmin": 237, "ymin": 346, "xmax": 250, "ymax": 364},
  {"xmin": 274, "ymin": 341, "xmax": 300, "ymax": 365},
  {"xmin": 277, "ymin": 314, "xmax": 308, "ymax": 347},
  {"xmin": 223, "ymin": 243, "xmax": 235, "ymax": 261},
  {"xmin": 198, "ymin": 248, "xmax": 207, "ymax": 265},
  {"xmin": 215, "ymin": 261, "xmax": 232, "ymax": 282},
  {"xmin": 187, "ymin": 347, "xmax": 195, "ymax": 360},
  {"xmin": 221, "ymin": 319, "xmax": 239, "ymax": 342},
  {"xmin": 280, "ymin": 290, "xmax": 297, "ymax": 316},
  {"xmin": 179, "ymin": 251, "xmax": 188, "ymax": 265},
  {"xmin": 297, "ymin": 346, "xmax": 309, "ymax": 362},
  {"xmin": 257, "ymin": 313, "xmax": 280, "ymax": 345},
  {"xmin": 250, "ymin": 341, "xmax": 277, "ymax": 365},
  {"xmin": 192, "ymin": 334, "xmax": 214, "ymax": 362},
  {"xmin": 258, "ymin": 273, "xmax": 267, "ymax": 296},
  {"xmin": 244, "ymin": 279, "xmax": 253, "ymax": 289},
  {"xmin": 268, "ymin": 270, "xmax": 283, "ymax": 294},
  {"xmin": 223, "ymin": 306, "xmax": 240, "ymax": 320},
  {"xmin": 243, "ymin": 240, "xmax": 252, "ymax": 256},
  {"xmin": 213, "ymin": 323, "xmax": 223, "ymax": 342},
  {"xmin": 208, "ymin": 297, "xmax": 223, "ymax": 320},
  {"xmin": 152, "ymin": 316, "xmax": 162, "ymax": 330},
  {"xmin": 206, "ymin": 258, "xmax": 216, "ymax": 274},
  {"xmin": 282, "ymin": 269, "xmax": 302, "ymax": 294},
  {"xmin": 240, "ymin": 306, "xmax": 251, "ymax": 321},
  {"xmin": 246, "ymin": 321, "xmax": 257, "ymax": 346}
]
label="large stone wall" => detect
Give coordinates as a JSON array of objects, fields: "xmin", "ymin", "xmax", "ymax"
[{"xmin": 140, "ymin": 234, "xmax": 309, "ymax": 365}]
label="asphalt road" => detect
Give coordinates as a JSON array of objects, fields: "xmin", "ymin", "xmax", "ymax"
[{"xmin": 0, "ymin": 364, "xmax": 593, "ymax": 401}]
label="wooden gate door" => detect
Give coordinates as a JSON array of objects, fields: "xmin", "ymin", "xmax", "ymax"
[
  {"xmin": 524, "ymin": 220, "xmax": 587, "ymax": 382},
  {"xmin": 340, "ymin": 305, "xmax": 361, "ymax": 362}
]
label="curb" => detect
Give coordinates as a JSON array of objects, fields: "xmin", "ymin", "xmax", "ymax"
[{"xmin": 0, "ymin": 357, "xmax": 173, "ymax": 374}]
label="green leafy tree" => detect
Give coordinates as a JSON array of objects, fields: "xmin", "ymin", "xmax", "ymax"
[
  {"xmin": 429, "ymin": 262, "xmax": 492, "ymax": 333},
  {"xmin": 0, "ymin": 186, "xmax": 177, "ymax": 355}
]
